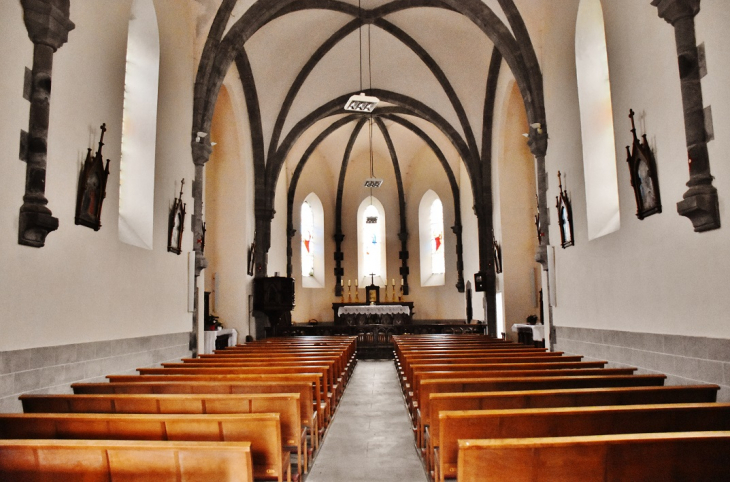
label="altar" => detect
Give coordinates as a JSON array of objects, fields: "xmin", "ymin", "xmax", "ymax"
[{"xmin": 333, "ymin": 302, "xmax": 414, "ymax": 326}]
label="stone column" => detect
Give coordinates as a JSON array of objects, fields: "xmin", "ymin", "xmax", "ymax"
[
  {"xmin": 190, "ymin": 136, "xmax": 212, "ymax": 357},
  {"xmin": 653, "ymin": 0, "xmax": 720, "ymax": 231},
  {"xmin": 254, "ymin": 205, "xmax": 275, "ymax": 278},
  {"xmin": 451, "ymin": 224, "xmax": 465, "ymax": 292},
  {"xmin": 333, "ymin": 232, "xmax": 345, "ymax": 297},
  {"xmin": 398, "ymin": 231, "xmax": 409, "ymax": 296},
  {"xmin": 528, "ymin": 129, "xmax": 550, "ymax": 266},
  {"xmin": 18, "ymin": 0, "xmax": 74, "ymax": 247}
]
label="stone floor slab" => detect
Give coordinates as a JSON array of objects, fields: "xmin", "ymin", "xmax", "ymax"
[{"xmin": 306, "ymin": 360, "xmax": 426, "ymax": 482}]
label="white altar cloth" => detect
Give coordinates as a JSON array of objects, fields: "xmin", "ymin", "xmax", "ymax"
[
  {"xmin": 338, "ymin": 305, "xmax": 410, "ymax": 316},
  {"xmin": 511, "ymin": 323, "xmax": 545, "ymax": 341}
]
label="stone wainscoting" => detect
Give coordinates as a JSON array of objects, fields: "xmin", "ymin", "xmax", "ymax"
[
  {"xmin": 0, "ymin": 332, "xmax": 191, "ymax": 413},
  {"xmin": 554, "ymin": 326, "xmax": 730, "ymax": 402}
]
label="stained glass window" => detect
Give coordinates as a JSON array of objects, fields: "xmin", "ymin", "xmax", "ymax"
[
  {"xmin": 430, "ymin": 198, "xmax": 445, "ymax": 274},
  {"xmin": 363, "ymin": 204, "xmax": 381, "ymax": 278},
  {"xmin": 301, "ymin": 201, "xmax": 314, "ymax": 277}
]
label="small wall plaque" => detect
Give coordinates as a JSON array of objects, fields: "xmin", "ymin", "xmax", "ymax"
[{"xmin": 75, "ymin": 124, "xmax": 111, "ymax": 231}]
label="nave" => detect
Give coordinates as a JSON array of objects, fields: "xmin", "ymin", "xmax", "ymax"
[{"xmin": 1, "ymin": 334, "xmax": 729, "ymax": 481}]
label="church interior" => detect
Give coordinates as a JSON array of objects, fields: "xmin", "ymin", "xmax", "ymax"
[{"xmin": 1, "ymin": 0, "xmax": 729, "ymax": 479}]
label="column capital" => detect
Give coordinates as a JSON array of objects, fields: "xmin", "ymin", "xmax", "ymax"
[
  {"xmin": 191, "ymin": 138, "xmax": 213, "ymax": 166},
  {"xmin": 527, "ymin": 128, "xmax": 548, "ymax": 158},
  {"xmin": 652, "ymin": 0, "xmax": 700, "ymax": 25},
  {"xmin": 21, "ymin": 0, "xmax": 74, "ymax": 51}
]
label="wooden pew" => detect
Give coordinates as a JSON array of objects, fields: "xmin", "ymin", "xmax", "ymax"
[
  {"xmin": 425, "ymin": 384, "xmax": 720, "ymax": 475},
  {"xmin": 415, "ymin": 374, "xmax": 667, "ymax": 448},
  {"xmin": 408, "ymin": 368, "xmax": 637, "ymax": 408},
  {"xmin": 105, "ymin": 373, "xmax": 328, "ymax": 428},
  {"xmin": 20, "ymin": 392, "xmax": 308, "ymax": 474},
  {"xmin": 457, "ymin": 431, "xmax": 730, "ymax": 482},
  {"xmin": 0, "ymin": 413, "xmax": 291, "ymax": 482},
  {"xmin": 137, "ymin": 366, "xmax": 337, "ymax": 407},
  {"xmin": 0, "ymin": 439, "xmax": 254, "ymax": 482},
  {"xmin": 71, "ymin": 380, "xmax": 320, "ymax": 451},
  {"xmin": 402, "ymin": 360, "xmax": 606, "ymax": 392},
  {"xmin": 436, "ymin": 402, "xmax": 730, "ymax": 482}
]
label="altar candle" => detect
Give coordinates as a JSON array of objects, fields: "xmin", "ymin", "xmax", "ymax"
[
  {"xmin": 355, "ymin": 279, "xmax": 358, "ymax": 287},
  {"xmin": 341, "ymin": 279, "xmax": 343, "ymax": 287},
  {"xmin": 348, "ymin": 279, "xmax": 351, "ymax": 286},
  {"xmin": 400, "ymin": 278, "xmax": 403, "ymax": 285},
  {"xmin": 392, "ymin": 279, "xmax": 395, "ymax": 286}
]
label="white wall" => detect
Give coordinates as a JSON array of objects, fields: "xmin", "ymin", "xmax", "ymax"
[
  {"xmin": 0, "ymin": 0, "xmax": 196, "ymax": 351},
  {"xmin": 540, "ymin": 0, "xmax": 730, "ymax": 339}
]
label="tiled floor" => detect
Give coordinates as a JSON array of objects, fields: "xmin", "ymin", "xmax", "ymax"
[{"xmin": 306, "ymin": 360, "xmax": 427, "ymax": 482}]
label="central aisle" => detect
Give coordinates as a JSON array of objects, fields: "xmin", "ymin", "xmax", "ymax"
[{"xmin": 306, "ymin": 360, "xmax": 427, "ymax": 482}]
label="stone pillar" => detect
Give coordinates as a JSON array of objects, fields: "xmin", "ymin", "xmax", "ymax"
[
  {"xmin": 398, "ymin": 231, "xmax": 409, "ymax": 296},
  {"xmin": 653, "ymin": 0, "xmax": 719, "ymax": 232},
  {"xmin": 452, "ymin": 224, "xmax": 465, "ymax": 292},
  {"xmin": 253, "ymin": 204, "xmax": 276, "ymax": 278},
  {"xmin": 190, "ymin": 136, "xmax": 212, "ymax": 357},
  {"xmin": 333, "ymin": 232, "xmax": 345, "ymax": 297},
  {"xmin": 528, "ymin": 129, "xmax": 550, "ymax": 266},
  {"xmin": 18, "ymin": 0, "xmax": 74, "ymax": 247}
]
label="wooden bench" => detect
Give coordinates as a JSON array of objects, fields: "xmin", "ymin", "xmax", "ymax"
[
  {"xmin": 424, "ymin": 384, "xmax": 720, "ymax": 475},
  {"xmin": 71, "ymin": 380, "xmax": 320, "ymax": 451},
  {"xmin": 20, "ymin": 392, "xmax": 308, "ymax": 474},
  {"xmin": 415, "ymin": 374, "xmax": 667, "ymax": 448},
  {"xmin": 0, "ymin": 412, "xmax": 291, "ymax": 482},
  {"xmin": 457, "ymin": 431, "xmax": 730, "ymax": 482},
  {"xmin": 436, "ymin": 402, "xmax": 730, "ymax": 481},
  {"xmin": 402, "ymin": 360, "xmax": 605, "ymax": 390},
  {"xmin": 137, "ymin": 366, "xmax": 338, "ymax": 407},
  {"xmin": 105, "ymin": 373, "xmax": 328, "ymax": 428},
  {"xmin": 408, "ymin": 368, "xmax": 637, "ymax": 408},
  {"xmin": 0, "ymin": 439, "xmax": 253, "ymax": 482}
]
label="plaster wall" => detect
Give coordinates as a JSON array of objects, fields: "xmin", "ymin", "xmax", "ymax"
[
  {"xmin": 540, "ymin": 0, "xmax": 730, "ymax": 340},
  {"xmin": 0, "ymin": 0, "xmax": 197, "ymax": 351}
]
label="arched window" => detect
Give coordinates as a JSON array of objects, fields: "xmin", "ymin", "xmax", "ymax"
[
  {"xmin": 301, "ymin": 201, "xmax": 315, "ymax": 278},
  {"xmin": 576, "ymin": 0, "xmax": 620, "ymax": 239},
  {"xmin": 419, "ymin": 190, "xmax": 445, "ymax": 286},
  {"xmin": 118, "ymin": 0, "xmax": 160, "ymax": 249},
  {"xmin": 301, "ymin": 193, "xmax": 324, "ymax": 288},
  {"xmin": 430, "ymin": 198, "xmax": 445, "ymax": 275},
  {"xmin": 357, "ymin": 197, "xmax": 386, "ymax": 284}
]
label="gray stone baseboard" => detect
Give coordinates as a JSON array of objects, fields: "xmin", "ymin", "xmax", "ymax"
[
  {"xmin": 0, "ymin": 332, "xmax": 191, "ymax": 413},
  {"xmin": 554, "ymin": 326, "xmax": 730, "ymax": 402}
]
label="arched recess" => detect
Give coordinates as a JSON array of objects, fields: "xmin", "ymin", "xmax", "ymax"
[
  {"xmin": 118, "ymin": 0, "xmax": 160, "ymax": 249},
  {"xmin": 576, "ymin": 0, "xmax": 620, "ymax": 239},
  {"xmin": 300, "ymin": 193, "xmax": 325, "ymax": 288},
  {"xmin": 419, "ymin": 190, "xmax": 445, "ymax": 287},
  {"xmin": 495, "ymin": 81, "xmax": 541, "ymax": 338},
  {"xmin": 358, "ymin": 196, "xmax": 387, "ymax": 284}
]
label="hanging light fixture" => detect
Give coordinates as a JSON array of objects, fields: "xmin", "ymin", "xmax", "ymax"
[{"xmin": 345, "ymin": 1, "xmax": 379, "ymax": 113}]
